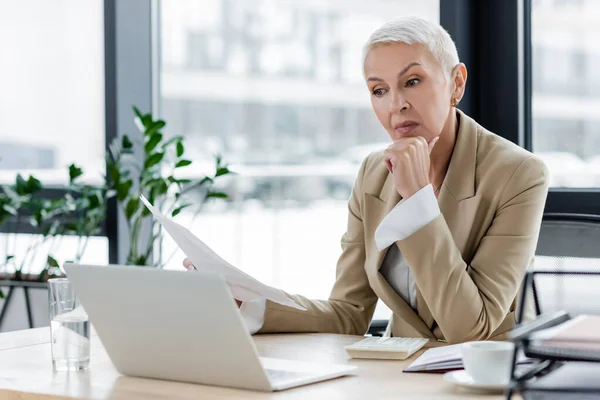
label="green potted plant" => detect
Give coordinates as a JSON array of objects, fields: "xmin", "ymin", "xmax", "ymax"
[
  {"xmin": 106, "ymin": 106, "xmax": 233, "ymax": 267},
  {"xmin": 0, "ymin": 166, "xmax": 107, "ymax": 331},
  {"xmin": 0, "ymin": 105, "xmax": 231, "ymax": 331}
]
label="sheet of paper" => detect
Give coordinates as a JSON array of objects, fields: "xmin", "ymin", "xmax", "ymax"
[{"xmin": 140, "ymin": 195, "xmax": 305, "ymax": 310}]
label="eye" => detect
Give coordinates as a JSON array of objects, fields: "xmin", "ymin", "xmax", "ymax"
[
  {"xmin": 406, "ymin": 78, "xmax": 420, "ymax": 87},
  {"xmin": 372, "ymin": 88, "xmax": 387, "ymax": 97}
]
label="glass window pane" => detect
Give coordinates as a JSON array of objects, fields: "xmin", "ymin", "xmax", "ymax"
[
  {"xmin": 0, "ymin": 233, "xmax": 108, "ymax": 276},
  {"xmin": 159, "ymin": 0, "xmax": 439, "ymax": 320},
  {"xmin": 0, "ymin": 1, "xmax": 105, "ymax": 185},
  {"xmin": 531, "ymin": 0, "xmax": 600, "ymax": 188}
]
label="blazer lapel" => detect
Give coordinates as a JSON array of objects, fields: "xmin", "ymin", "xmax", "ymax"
[
  {"xmin": 363, "ymin": 172, "xmax": 400, "ymax": 273},
  {"xmin": 415, "ymin": 110, "xmax": 483, "ymax": 333},
  {"xmin": 438, "ymin": 110, "xmax": 483, "ymax": 260},
  {"xmin": 364, "ymin": 174, "xmax": 435, "ymax": 338}
]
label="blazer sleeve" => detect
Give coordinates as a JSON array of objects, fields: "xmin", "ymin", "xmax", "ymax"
[
  {"xmin": 397, "ymin": 156, "xmax": 549, "ymax": 344},
  {"xmin": 257, "ymin": 157, "xmax": 379, "ymax": 335}
]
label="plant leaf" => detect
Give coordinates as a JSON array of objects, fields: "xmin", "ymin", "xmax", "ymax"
[
  {"xmin": 176, "ymin": 141, "xmax": 184, "ymax": 157},
  {"xmin": 47, "ymin": 255, "xmax": 59, "ymax": 269},
  {"xmin": 157, "ymin": 179, "xmax": 169, "ymax": 195},
  {"xmin": 87, "ymin": 191, "xmax": 102, "ymax": 209},
  {"xmin": 116, "ymin": 179, "xmax": 133, "ymax": 202},
  {"xmin": 175, "ymin": 159, "xmax": 192, "ymax": 168},
  {"xmin": 25, "ymin": 175, "xmax": 43, "ymax": 194},
  {"xmin": 107, "ymin": 163, "xmax": 121, "ymax": 185},
  {"xmin": 199, "ymin": 176, "xmax": 214, "ymax": 185},
  {"xmin": 146, "ymin": 120, "xmax": 166, "ymax": 137},
  {"xmin": 15, "ymin": 174, "xmax": 26, "ymax": 194},
  {"xmin": 215, "ymin": 167, "xmax": 231, "ymax": 177},
  {"xmin": 205, "ymin": 191, "xmax": 228, "ymax": 200},
  {"xmin": 122, "ymin": 135, "xmax": 133, "ymax": 150},
  {"xmin": 144, "ymin": 133, "xmax": 163, "ymax": 153},
  {"xmin": 144, "ymin": 152, "xmax": 164, "ymax": 169},
  {"xmin": 125, "ymin": 198, "xmax": 139, "ymax": 220},
  {"xmin": 132, "ymin": 106, "xmax": 144, "ymax": 122},
  {"xmin": 68, "ymin": 164, "xmax": 84, "ymax": 183},
  {"xmin": 161, "ymin": 135, "xmax": 184, "ymax": 148},
  {"xmin": 138, "ymin": 256, "xmax": 148, "ymax": 266},
  {"xmin": 171, "ymin": 204, "xmax": 191, "ymax": 217},
  {"xmin": 2, "ymin": 204, "xmax": 17, "ymax": 215}
]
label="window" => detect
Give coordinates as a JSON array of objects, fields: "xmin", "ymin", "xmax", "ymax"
[
  {"xmin": 531, "ymin": 0, "xmax": 600, "ymax": 188},
  {"xmin": 159, "ymin": 0, "xmax": 439, "ymax": 318},
  {"xmin": 0, "ymin": 0, "xmax": 105, "ymax": 185},
  {"xmin": 0, "ymin": 1, "xmax": 106, "ymax": 276}
]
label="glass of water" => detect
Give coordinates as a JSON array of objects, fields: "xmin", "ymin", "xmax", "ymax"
[{"xmin": 48, "ymin": 278, "xmax": 90, "ymax": 371}]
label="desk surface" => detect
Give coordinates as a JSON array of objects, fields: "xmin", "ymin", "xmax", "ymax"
[{"xmin": 0, "ymin": 328, "xmax": 508, "ymax": 400}]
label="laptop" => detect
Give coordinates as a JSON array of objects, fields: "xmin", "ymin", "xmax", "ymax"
[{"xmin": 63, "ymin": 263, "xmax": 357, "ymax": 391}]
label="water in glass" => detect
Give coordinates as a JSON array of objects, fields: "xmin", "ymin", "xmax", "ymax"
[{"xmin": 48, "ymin": 278, "xmax": 90, "ymax": 371}]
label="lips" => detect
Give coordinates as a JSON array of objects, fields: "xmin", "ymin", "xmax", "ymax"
[{"xmin": 394, "ymin": 121, "xmax": 419, "ymax": 136}]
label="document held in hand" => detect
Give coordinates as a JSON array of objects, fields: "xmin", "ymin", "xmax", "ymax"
[{"xmin": 140, "ymin": 195, "xmax": 305, "ymax": 310}]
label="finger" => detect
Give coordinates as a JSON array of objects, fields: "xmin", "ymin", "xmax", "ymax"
[
  {"xmin": 428, "ymin": 137, "xmax": 440, "ymax": 154},
  {"xmin": 383, "ymin": 150, "xmax": 395, "ymax": 173},
  {"xmin": 385, "ymin": 159, "xmax": 393, "ymax": 173},
  {"xmin": 182, "ymin": 258, "xmax": 196, "ymax": 270}
]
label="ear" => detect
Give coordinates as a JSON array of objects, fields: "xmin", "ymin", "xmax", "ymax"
[{"xmin": 451, "ymin": 63, "xmax": 468, "ymax": 102}]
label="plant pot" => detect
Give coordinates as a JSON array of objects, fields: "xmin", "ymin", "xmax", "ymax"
[{"xmin": 0, "ymin": 280, "xmax": 50, "ymax": 333}]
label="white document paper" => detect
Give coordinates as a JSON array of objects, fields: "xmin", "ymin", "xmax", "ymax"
[{"xmin": 140, "ymin": 195, "xmax": 305, "ymax": 310}]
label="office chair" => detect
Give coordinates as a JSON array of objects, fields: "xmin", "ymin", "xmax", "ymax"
[
  {"xmin": 367, "ymin": 319, "xmax": 388, "ymax": 336},
  {"xmin": 368, "ymin": 213, "xmax": 600, "ymax": 336},
  {"xmin": 528, "ymin": 213, "xmax": 600, "ymax": 316}
]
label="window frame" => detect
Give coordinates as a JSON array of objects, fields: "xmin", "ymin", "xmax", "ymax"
[{"xmin": 441, "ymin": 0, "xmax": 600, "ymax": 216}]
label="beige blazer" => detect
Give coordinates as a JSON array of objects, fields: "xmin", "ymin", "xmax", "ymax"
[{"xmin": 258, "ymin": 111, "xmax": 549, "ymax": 344}]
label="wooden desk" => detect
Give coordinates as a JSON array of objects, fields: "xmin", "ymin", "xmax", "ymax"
[{"xmin": 0, "ymin": 328, "xmax": 506, "ymax": 400}]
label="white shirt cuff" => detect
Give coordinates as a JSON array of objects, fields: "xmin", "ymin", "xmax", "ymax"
[
  {"xmin": 374, "ymin": 184, "xmax": 441, "ymax": 250},
  {"xmin": 239, "ymin": 297, "xmax": 266, "ymax": 335}
]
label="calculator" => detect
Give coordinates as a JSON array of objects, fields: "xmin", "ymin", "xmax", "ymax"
[{"xmin": 344, "ymin": 337, "xmax": 430, "ymax": 360}]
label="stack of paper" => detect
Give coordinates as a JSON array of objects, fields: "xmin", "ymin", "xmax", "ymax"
[{"xmin": 140, "ymin": 195, "xmax": 305, "ymax": 311}]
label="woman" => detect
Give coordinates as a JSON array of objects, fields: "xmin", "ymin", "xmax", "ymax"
[{"xmin": 185, "ymin": 16, "xmax": 549, "ymax": 344}]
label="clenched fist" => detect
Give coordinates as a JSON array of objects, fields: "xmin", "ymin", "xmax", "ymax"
[{"xmin": 383, "ymin": 136, "xmax": 439, "ymax": 199}]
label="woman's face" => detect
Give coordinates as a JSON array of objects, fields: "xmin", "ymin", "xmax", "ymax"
[{"xmin": 364, "ymin": 42, "xmax": 457, "ymax": 142}]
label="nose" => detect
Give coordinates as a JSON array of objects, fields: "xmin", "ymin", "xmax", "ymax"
[{"xmin": 389, "ymin": 90, "xmax": 409, "ymax": 114}]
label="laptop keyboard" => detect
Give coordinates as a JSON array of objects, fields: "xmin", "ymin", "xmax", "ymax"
[{"xmin": 265, "ymin": 369, "xmax": 312, "ymax": 382}]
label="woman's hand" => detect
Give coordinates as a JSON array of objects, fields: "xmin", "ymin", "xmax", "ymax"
[
  {"xmin": 183, "ymin": 258, "xmax": 243, "ymax": 308},
  {"xmin": 383, "ymin": 136, "xmax": 439, "ymax": 199}
]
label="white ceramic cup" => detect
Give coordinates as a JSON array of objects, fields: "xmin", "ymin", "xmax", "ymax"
[{"xmin": 461, "ymin": 341, "xmax": 515, "ymax": 385}]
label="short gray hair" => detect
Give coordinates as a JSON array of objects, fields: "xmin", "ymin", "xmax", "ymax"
[{"xmin": 363, "ymin": 16, "xmax": 460, "ymax": 76}]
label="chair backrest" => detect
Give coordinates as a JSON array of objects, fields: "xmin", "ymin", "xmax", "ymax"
[{"xmin": 530, "ymin": 213, "xmax": 600, "ymax": 316}]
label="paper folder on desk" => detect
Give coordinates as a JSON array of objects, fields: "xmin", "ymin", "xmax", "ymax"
[
  {"xmin": 140, "ymin": 195, "xmax": 305, "ymax": 310},
  {"xmin": 527, "ymin": 315, "xmax": 600, "ymax": 358},
  {"xmin": 404, "ymin": 344, "xmax": 532, "ymax": 373}
]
